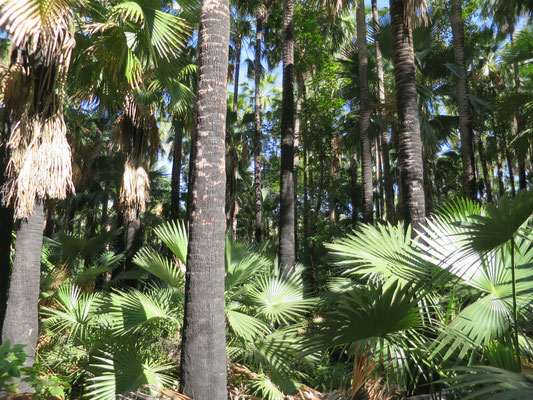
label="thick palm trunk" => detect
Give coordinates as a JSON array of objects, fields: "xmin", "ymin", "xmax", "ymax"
[
  {"xmin": 450, "ymin": 0, "xmax": 477, "ymax": 201},
  {"xmin": 171, "ymin": 120, "xmax": 183, "ymax": 221},
  {"xmin": 389, "ymin": 0, "xmax": 426, "ymax": 231},
  {"xmin": 279, "ymin": 0, "xmax": 296, "ymax": 272},
  {"xmin": 2, "ymin": 201, "xmax": 44, "ymax": 392},
  {"xmin": 180, "ymin": 0, "xmax": 230, "ymax": 397},
  {"xmin": 357, "ymin": 0, "xmax": 373, "ymax": 224},
  {"xmin": 254, "ymin": 16, "xmax": 263, "ymax": 242}
]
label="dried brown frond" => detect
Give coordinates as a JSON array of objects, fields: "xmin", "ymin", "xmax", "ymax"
[{"xmin": 119, "ymin": 157, "xmax": 150, "ymax": 222}]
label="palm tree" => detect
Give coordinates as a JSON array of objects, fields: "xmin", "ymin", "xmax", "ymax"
[
  {"xmin": 0, "ymin": 0, "xmax": 79, "ymax": 386},
  {"xmin": 450, "ymin": 0, "xmax": 477, "ymax": 201},
  {"xmin": 389, "ymin": 0, "xmax": 427, "ymax": 231},
  {"xmin": 179, "ymin": 0, "xmax": 230, "ymax": 397},
  {"xmin": 254, "ymin": 8, "xmax": 266, "ymax": 242},
  {"xmin": 357, "ymin": 0, "xmax": 373, "ymax": 223},
  {"xmin": 279, "ymin": 0, "xmax": 296, "ymax": 272}
]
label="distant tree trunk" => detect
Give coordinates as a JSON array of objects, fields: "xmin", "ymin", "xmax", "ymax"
[
  {"xmin": 124, "ymin": 214, "xmax": 141, "ymax": 272},
  {"xmin": 504, "ymin": 140, "xmax": 516, "ymax": 197},
  {"xmin": 279, "ymin": 0, "xmax": 296, "ymax": 272},
  {"xmin": 294, "ymin": 72, "xmax": 305, "ymax": 256},
  {"xmin": 450, "ymin": 0, "xmax": 477, "ymax": 201},
  {"xmin": 375, "ymin": 140, "xmax": 382, "ymax": 219},
  {"xmin": 254, "ymin": 15, "xmax": 263, "ymax": 243},
  {"xmin": 390, "ymin": 0, "xmax": 426, "ymax": 231},
  {"xmin": 477, "ymin": 133, "xmax": 493, "ymax": 202},
  {"xmin": 357, "ymin": 0, "xmax": 373, "ymax": 224},
  {"xmin": 372, "ymin": 0, "xmax": 394, "ymax": 222},
  {"xmin": 303, "ymin": 150, "xmax": 309, "ymax": 249},
  {"xmin": 351, "ymin": 149, "xmax": 359, "ymax": 224},
  {"xmin": 171, "ymin": 119, "xmax": 183, "ymax": 222},
  {"xmin": 180, "ymin": 0, "xmax": 230, "ymax": 397},
  {"xmin": 2, "ymin": 201, "xmax": 44, "ymax": 392},
  {"xmin": 233, "ymin": 42, "xmax": 242, "ymax": 113},
  {"xmin": 497, "ymin": 152, "xmax": 505, "ymax": 198}
]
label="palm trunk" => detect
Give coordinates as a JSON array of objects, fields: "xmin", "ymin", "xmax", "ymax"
[
  {"xmin": 180, "ymin": 0, "xmax": 230, "ymax": 397},
  {"xmin": 505, "ymin": 140, "xmax": 516, "ymax": 197},
  {"xmin": 254, "ymin": 15, "xmax": 263, "ymax": 243},
  {"xmin": 2, "ymin": 201, "xmax": 44, "ymax": 392},
  {"xmin": 372, "ymin": 0, "xmax": 394, "ymax": 222},
  {"xmin": 476, "ymin": 133, "xmax": 493, "ymax": 202},
  {"xmin": 357, "ymin": 0, "xmax": 373, "ymax": 224},
  {"xmin": 233, "ymin": 42, "xmax": 242, "ymax": 113},
  {"xmin": 389, "ymin": 0, "xmax": 426, "ymax": 231},
  {"xmin": 171, "ymin": 120, "xmax": 183, "ymax": 222},
  {"xmin": 351, "ymin": 149, "xmax": 359, "ymax": 224},
  {"xmin": 497, "ymin": 153, "xmax": 505, "ymax": 198},
  {"xmin": 303, "ymin": 149, "xmax": 309, "ymax": 249},
  {"xmin": 294, "ymin": 72, "xmax": 305, "ymax": 256},
  {"xmin": 279, "ymin": 0, "xmax": 296, "ymax": 272},
  {"xmin": 375, "ymin": 140, "xmax": 383, "ymax": 219},
  {"xmin": 450, "ymin": 0, "xmax": 477, "ymax": 201}
]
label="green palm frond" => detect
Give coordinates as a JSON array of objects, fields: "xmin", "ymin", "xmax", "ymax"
[
  {"xmin": 85, "ymin": 346, "xmax": 175, "ymax": 400},
  {"xmin": 308, "ymin": 280, "xmax": 425, "ymax": 352},
  {"xmin": 326, "ymin": 222, "xmax": 429, "ymax": 281},
  {"xmin": 154, "ymin": 220, "xmax": 188, "ymax": 264},
  {"xmin": 225, "ymin": 238, "xmax": 270, "ymax": 291},
  {"xmin": 41, "ymin": 285, "xmax": 99, "ymax": 342},
  {"xmin": 105, "ymin": 288, "xmax": 180, "ymax": 335},
  {"xmin": 250, "ymin": 373, "xmax": 286, "ymax": 400},
  {"xmin": 248, "ymin": 272, "xmax": 315, "ymax": 325},
  {"xmin": 226, "ymin": 304, "xmax": 269, "ymax": 341},
  {"xmin": 443, "ymin": 366, "xmax": 533, "ymax": 400},
  {"xmin": 133, "ymin": 247, "xmax": 184, "ymax": 288}
]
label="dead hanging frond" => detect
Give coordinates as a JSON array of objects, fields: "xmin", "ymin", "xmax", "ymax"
[
  {"xmin": 119, "ymin": 157, "xmax": 150, "ymax": 222},
  {"xmin": 403, "ymin": 0, "xmax": 429, "ymax": 29},
  {"xmin": 114, "ymin": 94, "xmax": 160, "ymax": 221},
  {"xmin": 0, "ymin": 0, "xmax": 78, "ymax": 219}
]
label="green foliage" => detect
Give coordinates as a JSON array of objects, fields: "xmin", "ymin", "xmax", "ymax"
[{"xmin": 0, "ymin": 341, "xmax": 27, "ymax": 393}]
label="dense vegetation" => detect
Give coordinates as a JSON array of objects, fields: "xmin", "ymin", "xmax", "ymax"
[{"xmin": 0, "ymin": 0, "xmax": 532, "ymax": 399}]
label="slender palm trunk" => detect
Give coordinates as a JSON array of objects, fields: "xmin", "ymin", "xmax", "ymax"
[
  {"xmin": 450, "ymin": 0, "xmax": 477, "ymax": 201},
  {"xmin": 2, "ymin": 201, "xmax": 44, "ymax": 392},
  {"xmin": 279, "ymin": 0, "xmax": 295, "ymax": 272},
  {"xmin": 505, "ymin": 141, "xmax": 516, "ymax": 197},
  {"xmin": 254, "ymin": 16, "xmax": 263, "ymax": 242},
  {"xmin": 357, "ymin": 0, "xmax": 373, "ymax": 224},
  {"xmin": 294, "ymin": 72, "xmax": 305, "ymax": 256},
  {"xmin": 233, "ymin": 42, "xmax": 241, "ymax": 113},
  {"xmin": 476, "ymin": 133, "xmax": 493, "ymax": 202},
  {"xmin": 171, "ymin": 121, "xmax": 183, "ymax": 222},
  {"xmin": 389, "ymin": 0, "xmax": 426, "ymax": 231},
  {"xmin": 497, "ymin": 152, "xmax": 505, "ymax": 197},
  {"xmin": 180, "ymin": 0, "xmax": 230, "ymax": 397},
  {"xmin": 372, "ymin": 0, "xmax": 394, "ymax": 222},
  {"xmin": 351, "ymin": 150, "xmax": 359, "ymax": 224}
]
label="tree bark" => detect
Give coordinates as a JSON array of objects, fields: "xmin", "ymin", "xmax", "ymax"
[
  {"xmin": 450, "ymin": 0, "xmax": 477, "ymax": 201},
  {"xmin": 505, "ymin": 143, "xmax": 516, "ymax": 197},
  {"xmin": 279, "ymin": 0, "xmax": 296, "ymax": 272},
  {"xmin": 180, "ymin": 0, "xmax": 230, "ymax": 397},
  {"xmin": 171, "ymin": 119, "xmax": 183, "ymax": 222},
  {"xmin": 497, "ymin": 152, "xmax": 505, "ymax": 198},
  {"xmin": 2, "ymin": 201, "xmax": 44, "ymax": 392},
  {"xmin": 351, "ymin": 149, "xmax": 359, "ymax": 224},
  {"xmin": 389, "ymin": 0, "xmax": 426, "ymax": 231},
  {"xmin": 294, "ymin": 72, "xmax": 305, "ymax": 256},
  {"xmin": 254, "ymin": 16, "xmax": 263, "ymax": 243},
  {"xmin": 357, "ymin": 0, "xmax": 373, "ymax": 224}
]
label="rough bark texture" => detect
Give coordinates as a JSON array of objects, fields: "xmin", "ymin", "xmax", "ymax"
[
  {"xmin": 279, "ymin": 0, "xmax": 295, "ymax": 272},
  {"xmin": 357, "ymin": 0, "xmax": 373, "ymax": 224},
  {"xmin": 497, "ymin": 153, "xmax": 505, "ymax": 198},
  {"xmin": 2, "ymin": 201, "xmax": 44, "ymax": 392},
  {"xmin": 389, "ymin": 0, "xmax": 426, "ymax": 231},
  {"xmin": 350, "ymin": 150, "xmax": 359, "ymax": 224},
  {"xmin": 450, "ymin": 0, "xmax": 477, "ymax": 201},
  {"xmin": 171, "ymin": 120, "xmax": 183, "ymax": 222},
  {"xmin": 254, "ymin": 16, "xmax": 263, "ymax": 243},
  {"xmin": 180, "ymin": 0, "xmax": 230, "ymax": 397}
]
